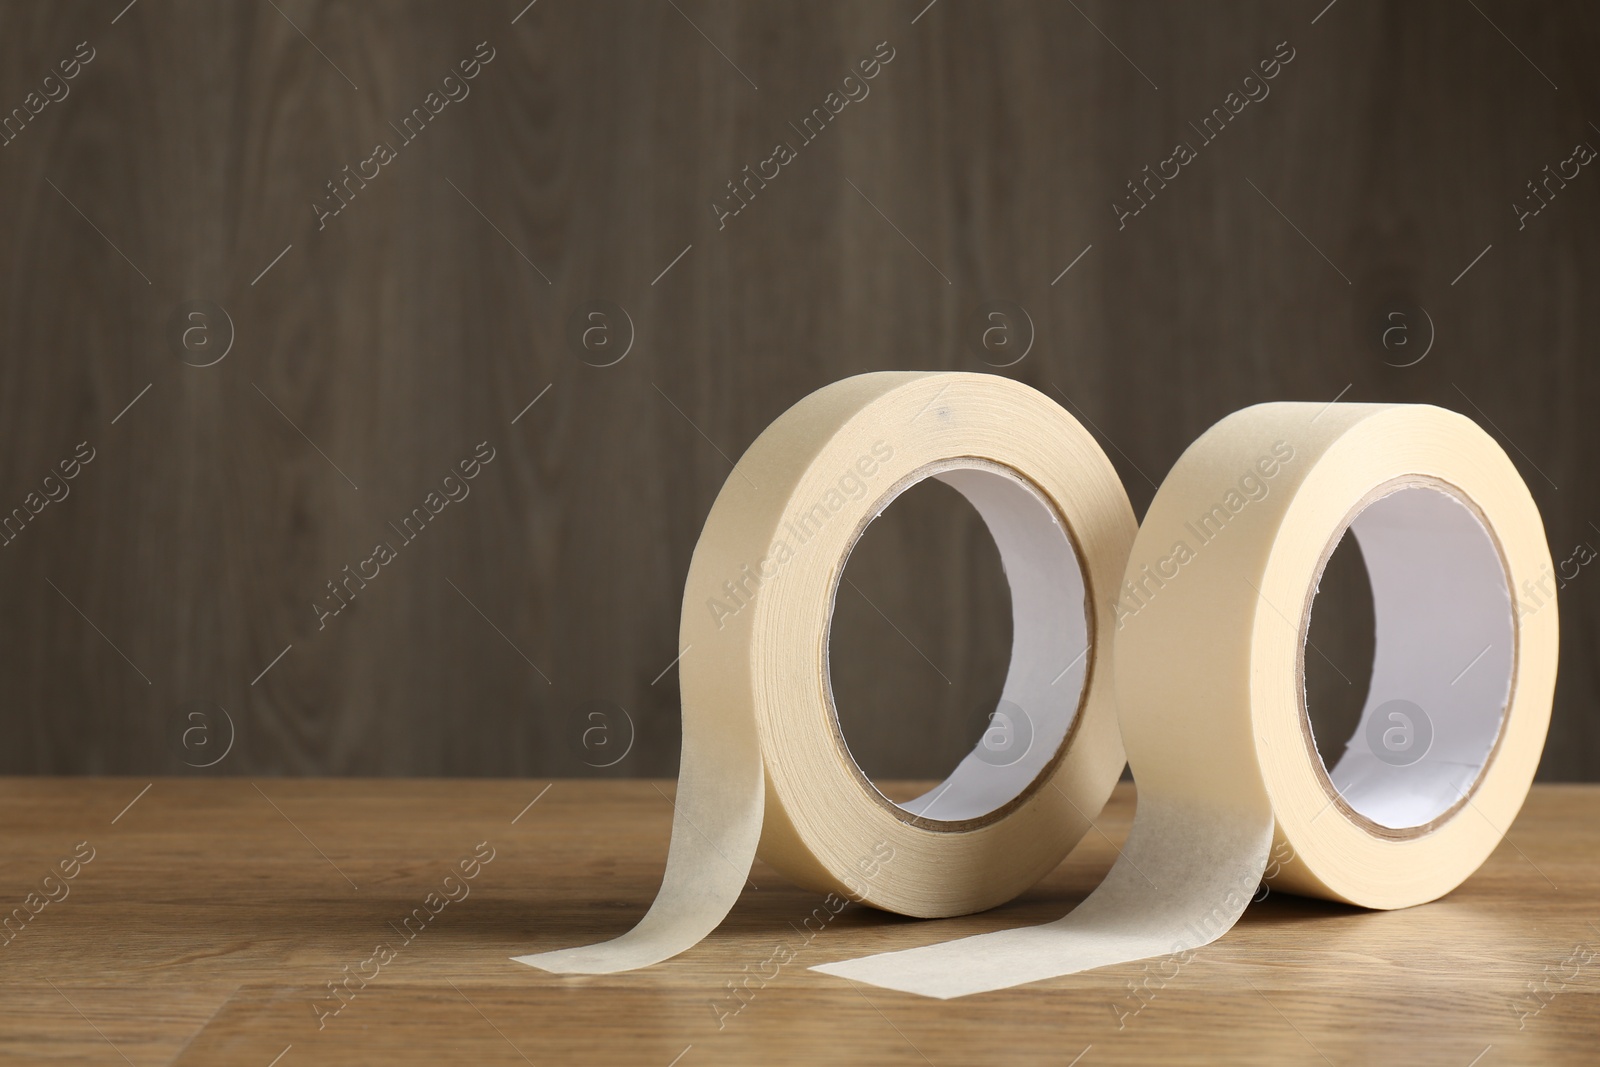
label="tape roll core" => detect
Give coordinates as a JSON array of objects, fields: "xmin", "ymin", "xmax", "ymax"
[
  {"xmin": 826, "ymin": 457, "xmax": 1093, "ymax": 829},
  {"xmin": 1299, "ymin": 478, "xmax": 1516, "ymax": 838}
]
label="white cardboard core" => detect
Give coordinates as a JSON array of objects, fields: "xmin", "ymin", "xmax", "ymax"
[
  {"xmin": 1312, "ymin": 485, "xmax": 1515, "ymax": 829},
  {"xmin": 832, "ymin": 463, "xmax": 1090, "ymax": 824}
]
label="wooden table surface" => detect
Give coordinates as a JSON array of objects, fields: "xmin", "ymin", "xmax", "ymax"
[{"xmin": 1, "ymin": 779, "xmax": 1595, "ymax": 1066}]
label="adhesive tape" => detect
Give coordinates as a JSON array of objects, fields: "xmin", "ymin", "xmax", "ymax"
[
  {"xmin": 516, "ymin": 371, "xmax": 1136, "ymax": 973},
  {"xmin": 816, "ymin": 402, "xmax": 1557, "ymax": 997}
]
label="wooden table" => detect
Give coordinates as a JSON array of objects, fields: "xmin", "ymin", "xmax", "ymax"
[{"xmin": 1, "ymin": 779, "xmax": 1595, "ymax": 1065}]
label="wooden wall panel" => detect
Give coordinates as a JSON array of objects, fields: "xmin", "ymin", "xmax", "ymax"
[{"xmin": 0, "ymin": 0, "xmax": 1593, "ymax": 779}]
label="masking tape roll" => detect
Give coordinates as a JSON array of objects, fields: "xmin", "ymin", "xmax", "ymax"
[
  {"xmin": 516, "ymin": 371, "xmax": 1136, "ymax": 973},
  {"xmin": 816, "ymin": 402, "xmax": 1557, "ymax": 997}
]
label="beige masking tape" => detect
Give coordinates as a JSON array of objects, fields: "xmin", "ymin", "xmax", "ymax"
[
  {"xmin": 816, "ymin": 402, "xmax": 1557, "ymax": 997},
  {"xmin": 516, "ymin": 371, "xmax": 1136, "ymax": 973}
]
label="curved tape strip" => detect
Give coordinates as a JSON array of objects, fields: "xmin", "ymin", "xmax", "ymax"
[
  {"xmin": 516, "ymin": 371, "xmax": 1137, "ymax": 973},
  {"xmin": 815, "ymin": 402, "xmax": 1557, "ymax": 997}
]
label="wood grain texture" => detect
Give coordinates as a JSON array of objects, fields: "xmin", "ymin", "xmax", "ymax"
[
  {"xmin": 0, "ymin": 1, "xmax": 1594, "ymax": 779},
  {"xmin": 0, "ymin": 778, "xmax": 1594, "ymax": 1065}
]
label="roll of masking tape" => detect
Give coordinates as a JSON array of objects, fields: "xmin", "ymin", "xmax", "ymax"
[
  {"xmin": 816, "ymin": 401, "xmax": 1557, "ymax": 998},
  {"xmin": 516, "ymin": 371, "xmax": 1137, "ymax": 973}
]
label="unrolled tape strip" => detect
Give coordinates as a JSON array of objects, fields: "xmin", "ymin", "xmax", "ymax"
[
  {"xmin": 814, "ymin": 401, "xmax": 1557, "ymax": 998},
  {"xmin": 516, "ymin": 372, "xmax": 1137, "ymax": 972}
]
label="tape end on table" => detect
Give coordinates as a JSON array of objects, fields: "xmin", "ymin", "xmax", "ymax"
[
  {"xmin": 509, "ymin": 951, "xmax": 618, "ymax": 975},
  {"xmin": 807, "ymin": 961, "xmax": 964, "ymax": 1000},
  {"xmin": 510, "ymin": 953, "xmax": 557, "ymax": 973}
]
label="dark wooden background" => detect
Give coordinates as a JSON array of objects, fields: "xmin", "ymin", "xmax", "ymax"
[{"xmin": 0, "ymin": 0, "xmax": 1593, "ymax": 780}]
